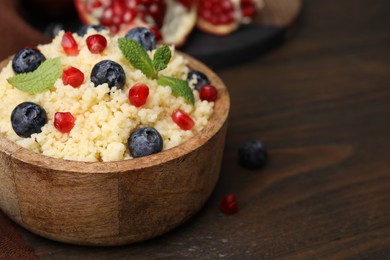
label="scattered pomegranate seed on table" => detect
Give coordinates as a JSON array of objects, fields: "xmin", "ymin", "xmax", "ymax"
[
  {"xmin": 61, "ymin": 32, "xmax": 79, "ymax": 56},
  {"xmin": 54, "ymin": 112, "xmax": 75, "ymax": 133},
  {"xmin": 128, "ymin": 83, "xmax": 150, "ymax": 107},
  {"xmin": 62, "ymin": 67, "xmax": 85, "ymax": 88},
  {"xmin": 219, "ymin": 194, "xmax": 239, "ymax": 214},
  {"xmin": 86, "ymin": 34, "xmax": 108, "ymax": 54},
  {"xmin": 172, "ymin": 109, "xmax": 195, "ymax": 130}
]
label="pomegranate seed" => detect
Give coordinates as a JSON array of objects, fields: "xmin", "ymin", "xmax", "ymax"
[
  {"xmin": 150, "ymin": 26, "xmax": 162, "ymax": 41},
  {"xmin": 61, "ymin": 32, "xmax": 79, "ymax": 56},
  {"xmin": 92, "ymin": 0, "xmax": 103, "ymax": 8},
  {"xmin": 62, "ymin": 67, "xmax": 84, "ymax": 88},
  {"xmin": 110, "ymin": 25, "xmax": 120, "ymax": 34},
  {"xmin": 242, "ymin": 6, "xmax": 257, "ymax": 17},
  {"xmin": 123, "ymin": 9, "xmax": 137, "ymax": 23},
  {"xmin": 87, "ymin": 0, "xmax": 103, "ymax": 12},
  {"xmin": 199, "ymin": 84, "xmax": 218, "ymax": 102},
  {"xmin": 54, "ymin": 112, "xmax": 75, "ymax": 133},
  {"xmin": 101, "ymin": 7, "xmax": 114, "ymax": 26},
  {"xmin": 112, "ymin": 15, "xmax": 124, "ymax": 25},
  {"xmin": 199, "ymin": 0, "xmax": 235, "ymax": 25},
  {"xmin": 128, "ymin": 83, "xmax": 149, "ymax": 107},
  {"xmin": 112, "ymin": 0, "xmax": 127, "ymax": 17},
  {"xmin": 24, "ymin": 45, "xmax": 39, "ymax": 51},
  {"xmin": 140, "ymin": 0, "xmax": 166, "ymax": 27},
  {"xmin": 172, "ymin": 109, "xmax": 195, "ymax": 130},
  {"xmin": 219, "ymin": 194, "xmax": 239, "ymax": 214},
  {"xmin": 241, "ymin": 0, "xmax": 258, "ymax": 18},
  {"xmin": 86, "ymin": 34, "xmax": 107, "ymax": 54}
]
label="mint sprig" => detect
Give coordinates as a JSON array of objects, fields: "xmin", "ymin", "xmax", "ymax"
[
  {"xmin": 118, "ymin": 37, "xmax": 157, "ymax": 79},
  {"xmin": 7, "ymin": 58, "xmax": 62, "ymax": 94},
  {"xmin": 119, "ymin": 38, "xmax": 194, "ymax": 105},
  {"xmin": 153, "ymin": 45, "xmax": 171, "ymax": 72},
  {"xmin": 158, "ymin": 76, "xmax": 195, "ymax": 105}
]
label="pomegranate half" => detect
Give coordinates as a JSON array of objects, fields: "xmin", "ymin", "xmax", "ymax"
[
  {"xmin": 74, "ymin": 0, "xmax": 197, "ymax": 46},
  {"xmin": 196, "ymin": 0, "xmax": 264, "ymax": 35}
]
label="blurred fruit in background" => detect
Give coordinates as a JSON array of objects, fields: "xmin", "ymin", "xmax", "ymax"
[
  {"xmin": 74, "ymin": 0, "xmax": 197, "ymax": 46},
  {"xmin": 74, "ymin": 0, "xmax": 263, "ymax": 46},
  {"xmin": 18, "ymin": 0, "xmax": 263, "ymax": 47}
]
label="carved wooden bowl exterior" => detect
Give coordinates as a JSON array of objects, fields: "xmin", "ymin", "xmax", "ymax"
[{"xmin": 0, "ymin": 54, "xmax": 230, "ymax": 246}]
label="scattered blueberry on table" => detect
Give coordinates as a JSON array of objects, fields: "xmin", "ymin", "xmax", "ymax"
[{"xmin": 238, "ymin": 140, "xmax": 268, "ymax": 170}]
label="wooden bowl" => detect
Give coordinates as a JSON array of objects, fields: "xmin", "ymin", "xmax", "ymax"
[{"xmin": 0, "ymin": 55, "xmax": 230, "ymax": 246}]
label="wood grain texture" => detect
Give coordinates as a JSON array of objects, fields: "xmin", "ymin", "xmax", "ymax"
[
  {"xmin": 257, "ymin": 0, "xmax": 303, "ymax": 26},
  {"xmin": 0, "ymin": 55, "xmax": 230, "ymax": 246},
  {"xmin": 1, "ymin": 0, "xmax": 390, "ymax": 258}
]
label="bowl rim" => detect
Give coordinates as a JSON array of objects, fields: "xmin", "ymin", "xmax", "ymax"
[{"xmin": 0, "ymin": 52, "xmax": 230, "ymax": 174}]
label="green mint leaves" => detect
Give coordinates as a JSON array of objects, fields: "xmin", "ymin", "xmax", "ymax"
[
  {"xmin": 118, "ymin": 37, "xmax": 157, "ymax": 79},
  {"xmin": 7, "ymin": 58, "xmax": 62, "ymax": 94},
  {"xmin": 118, "ymin": 38, "xmax": 194, "ymax": 105},
  {"xmin": 118, "ymin": 38, "xmax": 172, "ymax": 78},
  {"xmin": 158, "ymin": 76, "xmax": 195, "ymax": 105},
  {"xmin": 153, "ymin": 45, "xmax": 171, "ymax": 72}
]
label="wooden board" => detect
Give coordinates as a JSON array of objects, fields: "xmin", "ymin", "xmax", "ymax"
[{"xmin": 181, "ymin": 0, "xmax": 303, "ymax": 68}]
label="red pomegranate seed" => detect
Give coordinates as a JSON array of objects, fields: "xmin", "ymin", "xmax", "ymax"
[
  {"xmin": 219, "ymin": 194, "xmax": 239, "ymax": 214},
  {"xmin": 62, "ymin": 67, "xmax": 84, "ymax": 88},
  {"xmin": 24, "ymin": 45, "xmax": 39, "ymax": 51},
  {"xmin": 129, "ymin": 83, "xmax": 149, "ymax": 107},
  {"xmin": 61, "ymin": 32, "xmax": 79, "ymax": 56},
  {"xmin": 112, "ymin": 0, "xmax": 127, "ymax": 18},
  {"xmin": 123, "ymin": 8, "xmax": 137, "ymax": 23},
  {"xmin": 101, "ymin": 7, "xmax": 114, "ymax": 26},
  {"xmin": 241, "ymin": 0, "xmax": 258, "ymax": 17},
  {"xmin": 54, "ymin": 112, "xmax": 75, "ymax": 133},
  {"xmin": 86, "ymin": 34, "xmax": 108, "ymax": 54},
  {"xmin": 172, "ymin": 109, "xmax": 195, "ymax": 130},
  {"xmin": 110, "ymin": 25, "xmax": 120, "ymax": 34},
  {"xmin": 199, "ymin": 0, "xmax": 235, "ymax": 25},
  {"xmin": 92, "ymin": 0, "xmax": 103, "ymax": 8},
  {"xmin": 199, "ymin": 84, "xmax": 218, "ymax": 102},
  {"xmin": 150, "ymin": 26, "xmax": 162, "ymax": 41}
]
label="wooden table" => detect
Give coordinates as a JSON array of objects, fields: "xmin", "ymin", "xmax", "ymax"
[{"xmin": 1, "ymin": 0, "xmax": 390, "ymax": 258}]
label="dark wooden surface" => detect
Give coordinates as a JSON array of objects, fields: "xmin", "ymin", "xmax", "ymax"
[{"xmin": 1, "ymin": 0, "xmax": 390, "ymax": 258}]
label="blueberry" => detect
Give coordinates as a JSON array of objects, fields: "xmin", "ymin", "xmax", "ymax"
[
  {"xmin": 125, "ymin": 27, "xmax": 156, "ymax": 51},
  {"xmin": 91, "ymin": 60, "xmax": 126, "ymax": 90},
  {"xmin": 238, "ymin": 140, "xmax": 267, "ymax": 170},
  {"xmin": 12, "ymin": 48, "xmax": 46, "ymax": 74},
  {"xmin": 129, "ymin": 127, "xmax": 163, "ymax": 158},
  {"xmin": 11, "ymin": 102, "xmax": 47, "ymax": 138},
  {"xmin": 187, "ymin": 70, "xmax": 210, "ymax": 91},
  {"xmin": 78, "ymin": 24, "xmax": 107, "ymax": 36}
]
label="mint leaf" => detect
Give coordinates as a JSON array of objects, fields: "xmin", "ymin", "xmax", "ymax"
[
  {"xmin": 153, "ymin": 45, "xmax": 171, "ymax": 72},
  {"xmin": 118, "ymin": 37, "xmax": 157, "ymax": 79},
  {"xmin": 7, "ymin": 58, "xmax": 61, "ymax": 94},
  {"xmin": 158, "ymin": 76, "xmax": 195, "ymax": 105}
]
